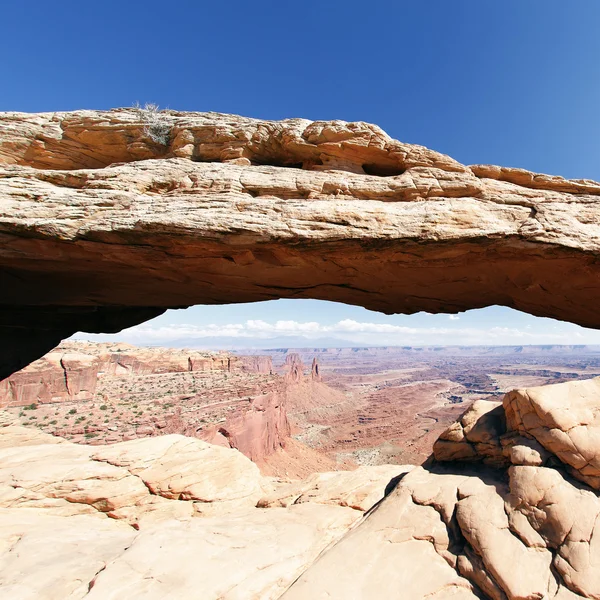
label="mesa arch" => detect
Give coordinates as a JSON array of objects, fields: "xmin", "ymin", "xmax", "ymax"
[{"xmin": 1, "ymin": 108, "xmax": 600, "ymax": 380}]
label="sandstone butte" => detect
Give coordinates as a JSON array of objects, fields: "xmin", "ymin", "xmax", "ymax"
[{"xmin": 3, "ymin": 109, "xmax": 600, "ymax": 599}]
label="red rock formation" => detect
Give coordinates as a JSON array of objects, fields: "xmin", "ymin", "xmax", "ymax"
[
  {"xmin": 0, "ymin": 343, "xmax": 269, "ymax": 408},
  {"xmin": 239, "ymin": 355, "xmax": 274, "ymax": 375},
  {"xmin": 284, "ymin": 354, "xmax": 306, "ymax": 384},
  {"xmin": 0, "ymin": 342, "xmax": 303, "ymax": 467},
  {"xmin": 311, "ymin": 357, "xmax": 321, "ymax": 383},
  {"xmin": 0, "ymin": 352, "xmax": 99, "ymax": 406},
  {"xmin": 201, "ymin": 388, "xmax": 291, "ymax": 462}
]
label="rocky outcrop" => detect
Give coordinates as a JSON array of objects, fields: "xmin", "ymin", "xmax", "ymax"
[
  {"xmin": 283, "ymin": 376, "xmax": 600, "ymax": 599},
  {"xmin": 0, "ymin": 341, "xmax": 271, "ymax": 407},
  {"xmin": 257, "ymin": 464, "xmax": 413, "ymax": 511},
  {"xmin": 433, "ymin": 400, "xmax": 508, "ymax": 466},
  {"xmin": 311, "ymin": 357, "xmax": 321, "ymax": 382},
  {"xmin": 284, "ymin": 353, "xmax": 305, "ymax": 384},
  {"xmin": 2, "ymin": 109, "xmax": 600, "ymax": 378},
  {"xmin": 239, "ymin": 355, "xmax": 274, "ymax": 375},
  {"xmin": 0, "ymin": 413, "xmax": 403, "ymax": 598},
  {"xmin": 504, "ymin": 377, "xmax": 600, "ymax": 489},
  {"xmin": 0, "ymin": 351, "xmax": 100, "ymax": 406},
  {"xmin": 201, "ymin": 388, "xmax": 292, "ymax": 462}
]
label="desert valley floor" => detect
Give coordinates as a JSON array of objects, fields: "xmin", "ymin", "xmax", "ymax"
[{"xmin": 3, "ymin": 342, "xmax": 600, "ymax": 473}]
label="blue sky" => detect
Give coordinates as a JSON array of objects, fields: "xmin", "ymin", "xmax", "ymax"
[{"xmin": 4, "ymin": 1, "xmax": 600, "ymax": 347}]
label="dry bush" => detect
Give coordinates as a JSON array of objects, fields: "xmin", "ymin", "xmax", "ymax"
[{"xmin": 133, "ymin": 102, "xmax": 171, "ymax": 145}]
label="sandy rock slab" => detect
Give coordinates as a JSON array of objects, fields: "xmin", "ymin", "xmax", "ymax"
[
  {"xmin": 86, "ymin": 504, "xmax": 359, "ymax": 600},
  {"xmin": 91, "ymin": 434, "xmax": 267, "ymax": 506},
  {"xmin": 0, "ymin": 423, "xmax": 269, "ymax": 522},
  {"xmin": 0, "ymin": 421, "xmax": 394, "ymax": 599},
  {"xmin": 0, "ymin": 504, "xmax": 360, "ymax": 600},
  {"xmin": 0, "ymin": 509, "xmax": 135, "ymax": 600}
]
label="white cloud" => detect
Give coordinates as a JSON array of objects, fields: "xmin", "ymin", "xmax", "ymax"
[
  {"xmin": 448, "ymin": 315, "xmax": 460, "ymax": 320},
  {"xmin": 72, "ymin": 316, "xmax": 600, "ymax": 347}
]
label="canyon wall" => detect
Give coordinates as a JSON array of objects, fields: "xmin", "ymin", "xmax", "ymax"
[
  {"xmin": 0, "ymin": 342, "xmax": 273, "ymax": 408},
  {"xmin": 0, "ymin": 342, "xmax": 336, "ymax": 468}
]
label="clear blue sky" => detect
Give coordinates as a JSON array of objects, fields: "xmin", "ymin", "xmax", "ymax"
[{"xmin": 5, "ymin": 1, "xmax": 600, "ymax": 347}]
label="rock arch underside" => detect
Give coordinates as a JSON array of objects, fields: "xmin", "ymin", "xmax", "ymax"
[
  {"xmin": 3, "ymin": 110, "xmax": 600, "ymax": 599},
  {"xmin": 2, "ymin": 109, "xmax": 600, "ymax": 379}
]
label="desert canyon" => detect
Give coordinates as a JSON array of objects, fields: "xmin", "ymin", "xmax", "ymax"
[{"xmin": 2, "ymin": 108, "xmax": 600, "ymax": 598}]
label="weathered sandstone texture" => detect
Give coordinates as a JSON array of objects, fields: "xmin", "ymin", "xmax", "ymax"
[
  {"xmin": 0, "ymin": 413, "xmax": 402, "ymax": 599},
  {"xmin": 2, "ymin": 109, "xmax": 600, "ymax": 378},
  {"xmin": 284, "ymin": 377, "xmax": 600, "ymax": 599}
]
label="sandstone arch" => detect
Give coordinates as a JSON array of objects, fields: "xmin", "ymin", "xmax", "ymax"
[{"xmin": 2, "ymin": 109, "xmax": 600, "ymax": 379}]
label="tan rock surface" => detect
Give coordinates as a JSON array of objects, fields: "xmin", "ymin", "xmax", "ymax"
[
  {"xmin": 0, "ymin": 420, "xmax": 389, "ymax": 599},
  {"xmin": 0, "ymin": 509, "xmax": 135, "ymax": 600},
  {"xmin": 258, "ymin": 464, "xmax": 413, "ymax": 511},
  {"xmin": 434, "ymin": 400, "xmax": 507, "ymax": 466},
  {"xmin": 5, "ymin": 377, "xmax": 600, "ymax": 598},
  {"xmin": 91, "ymin": 434, "xmax": 266, "ymax": 505},
  {"xmin": 504, "ymin": 377, "xmax": 600, "ymax": 488},
  {"xmin": 281, "ymin": 467, "xmax": 480, "ymax": 600},
  {"xmin": 0, "ymin": 423, "xmax": 268, "ymax": 522},
  {"xmin": 2, "ymin": 110, "xmax": 600, "ymax": 378},
  {"xmin": 86, "ymin": 504, "xmax": 360, "ymax": 600}
]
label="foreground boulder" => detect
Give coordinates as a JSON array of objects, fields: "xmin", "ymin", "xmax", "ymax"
[{"xmin": 0, "ymin": 413, "xmax": 403, "ymax": 598}]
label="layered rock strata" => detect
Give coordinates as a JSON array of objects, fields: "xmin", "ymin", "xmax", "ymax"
[
  {"xmin": 2, "ymin": 110, "xmax": 600, "ymax": 378},
  {"xmin": 0, "ymin": 341, "xmax": 264, "ymax": 407}
]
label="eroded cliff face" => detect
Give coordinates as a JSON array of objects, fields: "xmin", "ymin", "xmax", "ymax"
[
  {"xmin": 2, "ymin": 109, "xmax": 600, "ymax": 379},
  {"xmin": 0, "ymin": 342, "xmax": 270, "ymax": 407},
  {"xmin": 0, "ymin": 342, "xmax": 291, "ymax": 464}
]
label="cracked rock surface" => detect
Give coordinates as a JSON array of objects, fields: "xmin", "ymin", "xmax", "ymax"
[
  {"xmin": 0, "ymin": 413, "xmax": 401, "ymax": 599},
  {"xmin": 285, "ymin": 377, "xmax": 600, "ymax": 600},
  {"xmin": 2, "ymin": 110, "xmax": 600, "ymax": 379}
]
